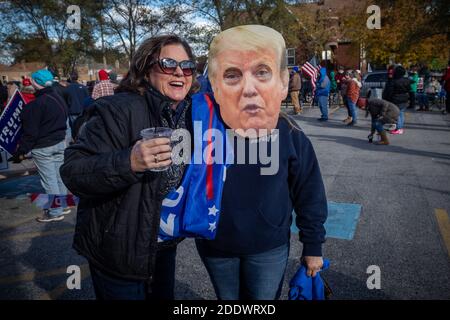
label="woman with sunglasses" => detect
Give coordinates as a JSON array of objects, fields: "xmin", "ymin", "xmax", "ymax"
[{"xmin": 60, "ymin": 35, "xmax": 196, "ymax": 300}]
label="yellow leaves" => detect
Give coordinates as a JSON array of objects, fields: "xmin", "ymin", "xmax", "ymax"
[{"xmin": 340, "ymin": 0, "xmax": 449, "ymax": 65}]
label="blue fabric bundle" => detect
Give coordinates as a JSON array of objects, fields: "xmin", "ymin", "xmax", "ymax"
[{"xmin": 289, "ymin": 259, "xmax": 330, "ymax": 300}]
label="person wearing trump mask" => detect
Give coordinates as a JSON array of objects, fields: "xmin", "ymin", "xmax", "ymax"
[{"xmin": 195, "ymin": 25, "xmax": 328, "ymax": 300}]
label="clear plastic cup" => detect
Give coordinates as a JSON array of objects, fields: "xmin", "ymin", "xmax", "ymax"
[{"xmin": 140, "ymin": 127, "xmax": 173, "ymax": 172}]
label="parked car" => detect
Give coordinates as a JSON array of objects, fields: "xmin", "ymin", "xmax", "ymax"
[{"xmin": 360, "ymin": 71, "xmax": 388, "ymax": 98}]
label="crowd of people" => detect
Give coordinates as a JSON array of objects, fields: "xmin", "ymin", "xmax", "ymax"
[
  {"xmin": 286, "ymin": 60, "xmax": 450, "ymax": 145},
  {"xmin": 5, "ymin": 68, "xmax": 120, "ymax": 222}
]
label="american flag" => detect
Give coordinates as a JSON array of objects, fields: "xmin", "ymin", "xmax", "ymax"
[{"xmin": 301, "ymin": 57, "xmax": 321, "ymax": 94}]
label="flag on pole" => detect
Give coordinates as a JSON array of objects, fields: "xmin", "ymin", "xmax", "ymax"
[{"xmin": 301, "ymin": 57, "xmax": 320, "ymax": 94}]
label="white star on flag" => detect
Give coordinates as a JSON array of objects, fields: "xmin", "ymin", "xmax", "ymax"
[
  {"xmin": 208, "ymin": 222, "xmax": 216, "ymax": 232},
  {"xmin": 208, "ymin": 205, "xmax": 219, "ymax": 216}
]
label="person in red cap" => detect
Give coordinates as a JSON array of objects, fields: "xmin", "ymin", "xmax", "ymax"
[
  {"xmin": 92, "ymin": 69, "xmax": 117, "ymax": 100},
  {"xmin": 20, "ymin": 77, "xmax": 36, "ymax": 104}
]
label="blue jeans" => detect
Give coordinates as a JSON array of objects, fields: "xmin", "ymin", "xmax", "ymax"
[
  {"xmin": 371, "ymin": 119, "xmax": 384, "ymax": 133},
  {"xmin": 318, "ymin": 95, "xmax": 328, "ymax": 119},
  {"xmin": 347, "ymin": 97, "xmax": 357, "ymax": 123},
  {"xmin": 417, "ymin": 93, "xmax": 428, "ymax": 108},
  {"xmin": 397, "ymin": 103, "xmax": 407, "ymax": 129},
  {"xmin": 89, "ymin": 246, "xmax": 177, "ymax": 300},
  {"xmin": 196, "ymin": 242, "xmax": 289, "ymax": 300},
  {"xmin": 31, "ymin": 140, "xmax": 67, "ymax": 216}
]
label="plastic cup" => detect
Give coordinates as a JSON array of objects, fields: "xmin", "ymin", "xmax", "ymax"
[{"xmin": 140, "ymin": 127, "xmax": 173, "ymax": 172}]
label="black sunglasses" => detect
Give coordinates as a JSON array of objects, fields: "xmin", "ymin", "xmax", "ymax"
[{"xmin": 151, "ymin": 58, "xmax": 196, "ymax": 76}]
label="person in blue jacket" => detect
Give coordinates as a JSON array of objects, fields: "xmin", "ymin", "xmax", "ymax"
[
  {"xmin": 195, "ymin": 25, "xmax": 328, "ymax": 300},
  {"xmin": 315, "ymin": 65, "xmax": 331, "ymax": 121}
]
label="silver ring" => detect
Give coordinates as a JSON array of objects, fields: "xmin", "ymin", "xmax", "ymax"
[{"xmin": 154, "ymin": 154, "xmax": 158, "ymax": 163}]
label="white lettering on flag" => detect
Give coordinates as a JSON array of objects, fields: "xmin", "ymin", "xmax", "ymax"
[
  {"xmin": 162, "ymin": 186, "xmax": 184, "ymax": 208},
  {"xmin": 160, "ymin": 213, "xmax": 176, "ymax": 236}
]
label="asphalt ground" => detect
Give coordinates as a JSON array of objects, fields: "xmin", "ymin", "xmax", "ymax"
[{"xmin": 0, "ymin": 103, "xmax": 449, "ymax": 300}]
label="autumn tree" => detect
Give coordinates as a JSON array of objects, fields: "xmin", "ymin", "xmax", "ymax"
[{"xmin": 341, "ymin": 0, "xmax": 449, "ymax": 68}]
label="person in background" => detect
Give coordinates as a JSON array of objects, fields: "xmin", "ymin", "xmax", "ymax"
[
  {"xmin": 441, "ymin": 60, "xmax": 450, "ymax": 115},
  {"xmin": 48, "ymin": 68, "xmax": 67, "ymax": 99},
  {"xmin": 20, "ymin": 78, "xmax": 36, "ymax": 104},
  {"xmin": 408, "ymin": 65, "xmax": 419, "ymax": 110},
  {"xmin": 0, "ymin": 80, "xmax": 8, "ymax": 108},
  {"xmin": 334, "ymin": 66, "xmax": 345, "ymax": 106},
  {"xmin": 6, "ymin": 81, "xmax": 19, "ymax": 105},
  {"xmin": 0, "ymin": 81, "xmax": 7, "ymax": 112},
  {"xmin": 329, "ymin": 65, "xmax": 337, "ymax": 103},
  {"xmin": 365, "ymin": 97, "xmax": 399, "ymax": 145},
  {"xmin": 419, "ymin": 64, "xmax": 431, "ymax": 97},
  {"xmin": 109, "ymin": 71, "xmax": 119, "ymax": 85},
  {"xmin": 418, "ymin": 77, "xmax": 441, "ymax": 111},
  {"xmin": 341, "ymin": 71, "xmax": 351, "ymax": 124},
  {"xmin": 65, "ymin": 72, "xmax": 89, "ymax": 127},
  {"xmin": 316, "ymin": 65, "xmax": 331, "ymax": 121},
  {"xmin": 289, "ymin": 66, "xmax": 302, "ymax": 114},
  {"xmin": 10, "ymin": 69, "xmax": 70, "ymax": 222},
  {"xmin": 382, "ymin": 65, "xmax": 395, "ymax": 101},
  {"xmin": 300, "ymin": 72, "xmax": 310, "ymax": 103},
  {"xmin": 345, "ymin": 71, "xmax": 361, "ymax": 126},
  {"xmin": 91, "ymin": 69, "xmax": 117, "ymax": 100},
  {"xmin": 383, "ymin": 65, "xmax": 411, "ymax": 135},
  {"xmin": 438, "ymin": 82, "xmax": 446, "ymax": 111}
]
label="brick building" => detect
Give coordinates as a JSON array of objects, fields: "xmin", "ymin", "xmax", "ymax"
[{"xmin": 289, "ymin": 0, "xmax": 368, "ymax": 71}]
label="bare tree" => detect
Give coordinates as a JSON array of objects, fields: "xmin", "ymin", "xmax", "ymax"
[
  {"xmin": 102, "ymin": 0, "xmax": 193, "ymax": 61},
  {"xmin": 0, "ymin": 0, "xmax": 98, "ymax": 75}
]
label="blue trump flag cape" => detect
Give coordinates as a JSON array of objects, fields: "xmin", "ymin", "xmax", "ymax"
[
  {"xmin": 158, "ymin": 93, "xmax": 232, "ymax": 242},
  {"xmin": 289, "ymin": 259, "xmax": 330, "ymax": 300}
]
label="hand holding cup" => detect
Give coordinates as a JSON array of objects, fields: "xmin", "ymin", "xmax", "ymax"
[{"xmin": 130, "ymin": 127, "xmax": 173, "ymax": 172}]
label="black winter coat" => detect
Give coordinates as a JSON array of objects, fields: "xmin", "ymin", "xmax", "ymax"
[
  {"xmin": 65, "ymin": 82, "xmax": 89, "ymax": 116},
  {"xmin": 60, "ymin": 86, "xmax": 191, "ymax": 282},
  {"xmin": 382, "ymin": 66, "xmax": 411, "ymax": 106}
]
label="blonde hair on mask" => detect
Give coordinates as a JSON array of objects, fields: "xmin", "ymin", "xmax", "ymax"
[{"xmin": 208, "ymin": 25, "xmax": 287, "ymax": 81}]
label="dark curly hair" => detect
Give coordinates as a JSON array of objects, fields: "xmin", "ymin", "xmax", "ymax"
[{"xmin": 116, "ymin": 35, "xmax": 195, "ymax": 95}]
